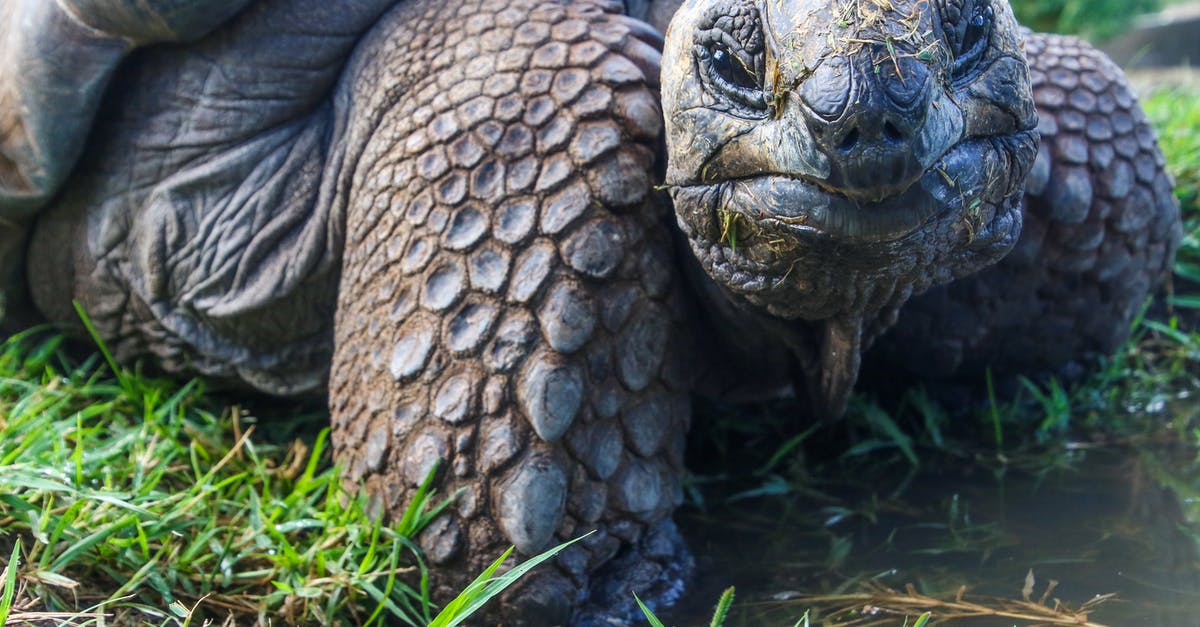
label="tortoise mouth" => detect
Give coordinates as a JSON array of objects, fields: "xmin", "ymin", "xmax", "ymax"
[
  {"xmin": 674, "ymin": 137, "xmax": 1008, "ymax": 244},
  {"xmin": 718, "ymin": 172, "xmax": 938, "ymax": 243}
]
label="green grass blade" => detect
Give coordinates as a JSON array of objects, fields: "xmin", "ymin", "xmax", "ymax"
[
  {"xmin": 1168, "ymin": 295, "xmax": 1200, "ymax": 309},
  {"xmin": 859, "ymin": 402, "xmax": 918, "ymax": 466},
  {"xmin": 634, "ymin": 592, "xmax": 668, "ymax": 627},
  {"xmin": 431, "ymin": 532, "xmax": 594, "ymax": 627},
  {"xmin": 395, "ymin": 459, "xmax": 441, "ymax": 537},
  {"xmin": 985, "ymin": 369, "xmax": 1003, "ymax": 452},
  {"xmin": 755, "ymin": 427, "xmax": 818, "ymax": 476},
  {"xmin": 427, "ymin": 547, "xmax": 513, "ymax": 627},
  {"xmin": 50, "ymin": 514, "xmax": 138, "ymax": 572},
  {"xmin": 361, "ymin": 539, "xmax": 409, "ymax": 627},
  {"xmin": 1143, "ymin": 319, "xmax": 1193, "ymax": 345},
  {"xmin": 357, "ymin": 578, "xmax": 419, "ymax": 627},
  {"xmin": 0, "ymin": 539, "xmax": 20, "ymax": 625},
  {"xmin": 709, "ymin": 586, "xmax": 735, "ymax": 627},
  {"xmin": 71, "ymin": 300, "xmax": 132, "ymax": 394}
]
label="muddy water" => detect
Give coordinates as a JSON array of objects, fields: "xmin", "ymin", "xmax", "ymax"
[{"xmin": 663, "ymin": 444, "xmax": 1200, "ymax": 625}]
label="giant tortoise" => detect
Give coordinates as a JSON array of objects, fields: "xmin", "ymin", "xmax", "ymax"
[{"xmin": 0, "ymin": 0, "xmax": 1180, "ymax": 622}]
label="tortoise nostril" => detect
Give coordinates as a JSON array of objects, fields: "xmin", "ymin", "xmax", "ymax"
[
  {"xmin": 882, "ymin": 120, "xmax": 906, "ymax": 144},
  {"xmin": 837, "ymin": 128, "xmax": 860, "ymax": 152},
  {"xmin": 833, "ymin": 121, "xmax": 906, "ymax": 153}
]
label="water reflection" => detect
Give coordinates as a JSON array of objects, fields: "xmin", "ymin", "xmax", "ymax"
[{"xmin": 666, "ymin": 445, "xmax": 1200, "ymax": 625}]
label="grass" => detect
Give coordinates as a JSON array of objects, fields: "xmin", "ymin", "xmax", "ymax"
[
  {"xmin": 1145, "ymin": 87, "xmax": 1200, "ymax": 299},
  {"xmin": 0, "ymin": 327, "xmax": 441, "ymax": 625}
]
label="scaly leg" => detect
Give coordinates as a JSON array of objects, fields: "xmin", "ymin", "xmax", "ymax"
[{"xmin": 329, "ymin": 1, "xmax": 693, "ymax": 622}]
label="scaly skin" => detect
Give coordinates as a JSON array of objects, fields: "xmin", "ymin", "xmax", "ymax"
[{"xmin": 0, "ymin": 0, "xmax": 1182, "ymax": 623}]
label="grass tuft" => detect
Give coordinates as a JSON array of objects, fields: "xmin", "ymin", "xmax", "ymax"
[
  {"xmin": 1143, "ymin": 87, "xmax": 1200, "ymax": 294},
  {"xmin": 0, "ymin": 329, "xmax": 449, "ymax": 625}
]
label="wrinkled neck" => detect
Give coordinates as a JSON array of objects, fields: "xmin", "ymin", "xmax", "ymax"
[{"xmin": 678, "ymin": 244, "xmax": 896, "ymax": 419}]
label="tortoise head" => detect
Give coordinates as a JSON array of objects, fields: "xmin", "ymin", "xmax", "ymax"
[{"xmin": 661, "ymin": 0, "xmax": 1039, "ymax": 416}]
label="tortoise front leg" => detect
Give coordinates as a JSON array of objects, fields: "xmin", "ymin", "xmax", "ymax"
[{"xmin": 330, "ymin": 1, "xmax": 693, "ymax": 622}]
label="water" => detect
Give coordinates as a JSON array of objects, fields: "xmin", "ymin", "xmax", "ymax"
[{"xmin": 663, "ymin": 436, "xmax": 1200, "ymax": 625}]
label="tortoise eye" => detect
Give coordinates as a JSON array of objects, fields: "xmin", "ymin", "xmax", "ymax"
[
  {"xmin": 711, "ymin": 45, "xmax": 758, "ymax": 91},
  {"xmin": 953, "ymin": 3, "xmax": 994, "ymax": 75},
  {"xmin": 697, "ymin": 42, "xmax": 767, "ymax": 114}
]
